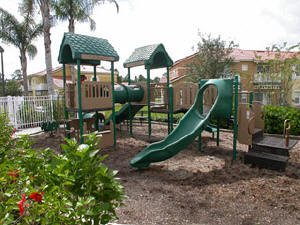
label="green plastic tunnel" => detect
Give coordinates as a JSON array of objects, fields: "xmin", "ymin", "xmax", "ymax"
[{"xmin": 114, "ymin": 84, "xmax": 144, "ymax": 104}]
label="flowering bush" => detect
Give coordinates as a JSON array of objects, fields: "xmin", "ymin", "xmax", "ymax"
[{"xmin": 0, "ymin": 118, "xmax": 126, "ymax": 224}]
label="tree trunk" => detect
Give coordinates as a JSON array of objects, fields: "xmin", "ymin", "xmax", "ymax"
[
  {"xmin": 20, "ymin": 50, "xmax": 28, "ymax": 96},
  {"xmin": 69, "ymin": 18, "xmax": 75, "ymax": 33},
  {"xmin": 40, "ymin": 0, "xmax": 54, "ymax": 95},
  {"xmin": 69, "ymin": 18, "xmax": 76, "ymax": 83}
]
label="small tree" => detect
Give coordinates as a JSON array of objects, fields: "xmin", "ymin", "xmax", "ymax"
[
  {"xmin": 138, "ymin": 74, "xmax": 146, "ymax": 82},
  {"xmin": 11, "ymin": 69, "xmax": 23, "ymax": 81},
  {"xmin": 255, "ymin": 43, "xmax": 300, "ymax": 106},
  {"xmin": 0, "ymin": 8, "xmax": 43, "ymax": 95},
  {"xmin": 0, "ymin": 79, "xmax": 23, "ymax": 96},
  {"xmin": 21, "ymin": 0, "xmax": 55, "ymax": 95},
  {"xmin": 152, "ymin": 76, "xmax": 160, "ymax": 83},
  {"xmin": 188, "ymin": 33, "xmax": 238, "ymax": 81}
]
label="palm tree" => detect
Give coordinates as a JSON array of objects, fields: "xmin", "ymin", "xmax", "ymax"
[
  {"xmin": 0, "ymin": 8, "xmax": 43, "ymax": 95},
  {"xmin": 20, "ymin": 0, "xmax": 55, "ymax": 95},
  {"xmin": 52, "ymin": 0, "xmax": 119, "ymax": 33},
  {"xmin": 52, "ymin": 0, "xmax": 119, "ymax": 82}
]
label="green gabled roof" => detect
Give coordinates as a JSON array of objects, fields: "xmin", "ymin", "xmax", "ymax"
[
  {"xmin": 123, "ymin": 43, "xmax": 173, "ymax": 69},
  {"xmin": 58, "ymin": 33, "xmax": 119, "ymax": 65}
]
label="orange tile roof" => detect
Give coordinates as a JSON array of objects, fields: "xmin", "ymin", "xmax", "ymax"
[
  {"xmin": 29, "ymin": 65, "xmax": 117, "ymax": 77},
  {"xmin": 172, "ymin": 49, "xmax": 298, "ymax": 67},
  {"xmin": 161, "ymin": 48, "xmax": 298, "ymax": 83}
]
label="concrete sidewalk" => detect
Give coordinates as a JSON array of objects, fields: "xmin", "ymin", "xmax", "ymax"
[{"xmin": 13, "ymin": 127, "xmax": 43, "ymax": 138}]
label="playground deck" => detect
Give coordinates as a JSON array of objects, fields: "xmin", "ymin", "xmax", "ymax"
[{"xmin": 253, "ymin": 136, "xmax": 298, "ymax": 150}]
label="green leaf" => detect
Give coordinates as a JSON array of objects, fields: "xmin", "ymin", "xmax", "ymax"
[{"xmin": 89, "ymin": 149, "xmax": 100, "ymax": 158}]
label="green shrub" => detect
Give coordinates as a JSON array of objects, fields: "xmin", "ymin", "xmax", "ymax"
[
  {"xmin": 0, "ymin": 132, "xmax": 126, "ymax": 224},
  {"xmin": 0, "ymin": 113, "xmax": 14, "ymax": 163},
  {"xmin": 265, "ymin": 105, "xmax": 300, "ymax": 135}
]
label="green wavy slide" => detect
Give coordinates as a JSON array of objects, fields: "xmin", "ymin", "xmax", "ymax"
[
  {"xmin": 106, "ymin": 104, "xmax": 144, "ymax": 125},
  {"xmin": 130, "ymin": 78, "xmax": 233, "ymax": 168}
]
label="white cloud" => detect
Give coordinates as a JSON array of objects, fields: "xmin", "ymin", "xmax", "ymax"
[{"xmin": 1, "ymin": 0, "xmax": 300, "ymax": 79}]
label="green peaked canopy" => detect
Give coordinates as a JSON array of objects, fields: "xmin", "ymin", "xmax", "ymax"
[
  {"xmin": 58, "ymin": 33, "xmax": 119, "ymax": 65},
  {"xmin": 123, "ymin": 44, "xmax": 173, "ymax": 69}
]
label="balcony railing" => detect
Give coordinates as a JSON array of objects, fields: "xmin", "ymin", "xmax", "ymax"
[
  {"xmin": 34, "ymin": 83, "xmax": 48, "ymax": 91},
  {"xmin": 253, "ymin": 82, "xmax": 281, "ymax": 90}
]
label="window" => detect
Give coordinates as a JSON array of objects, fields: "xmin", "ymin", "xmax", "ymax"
[
  {"xmin": 257, "ymin": 65, "xmax": 270, "ymax": 73},
  {"xmin": 172, "ymin": 69, "xmax": 178, "ymax": 78},
  {"xmin": 242, "ymin": 64, "xmax": 248, "ymax": 71},
  {"xmin": 222, "ymin": 65, "xmax": 232, "ymax": 78},
  {"xmin": 295, "ymin": 91, "xmax": 300, "ymax": 105},
  {"xmin": 235, "ymin": 74, "xmax": 241, "ymax": 89},
  {"xmin": 296, "ymin": 65, "xmax": 300, "ymax": 77},
  {"xmin": 254, "ymin": 92, "xmax": 263, "ymax": 102},
  {"xmin": 241, "ymin": 91, "xmax": 248, "ymax": 103}
]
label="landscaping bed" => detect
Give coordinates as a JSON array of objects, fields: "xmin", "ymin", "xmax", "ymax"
[{"xmin": 31, "ymin": 123, "xmax": 300, "ymax": 225}]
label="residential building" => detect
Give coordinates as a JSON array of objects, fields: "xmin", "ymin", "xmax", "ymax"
[
  {"xmin": 161, "ymin": 49, "xmax": 300, "ymax": 107},
  {"xmin": 28, "ymin": 65, "xmax": 118, "ymax": 96}
]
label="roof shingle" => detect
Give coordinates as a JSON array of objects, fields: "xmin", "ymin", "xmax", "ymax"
[{"xmin": 58, "ymin": 33, "xmax": 119, "ymax": 65}]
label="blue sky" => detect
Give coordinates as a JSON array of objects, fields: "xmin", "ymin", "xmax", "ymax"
[{"xmin": 1, "ymin": 0, "xmax": 300, "ymax": 79}]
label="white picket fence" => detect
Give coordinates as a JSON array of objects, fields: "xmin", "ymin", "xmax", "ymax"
[{"xmin": 0, "ymin": 95, "xmax": 61, "ymax": 129}]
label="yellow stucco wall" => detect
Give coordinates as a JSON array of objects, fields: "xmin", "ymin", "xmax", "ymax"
[
  {"xmin": 292, "ymin": 77, "xmax": 300, "ymax": 107},
  {"xmin": 52, "ymin": 65, "xmax": 118, "ymax": 82},
  {"xmin": 231, "ymin": 61, "xmax": 256, "ymax": 91},
  {"xmin": 170, "ymin": 57, "xmax": 285, "ymax": 105},
  {"xmin": 28, "ymin": 76, "xmax": 47, "ymax": 96},
  {"xmin": 28, "ymin": 65, "xmax": 118, "ymax": 96}
]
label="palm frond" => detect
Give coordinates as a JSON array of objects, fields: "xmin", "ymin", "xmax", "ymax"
[
  {"xmin": 26, "ymin": 44, "xmax": 37, "ymax": 59},
  {"xmin": 27, "ymin": 22, "xmax": 43, "ymax": 43},
  {"xmin": 89, "ymin": 17, "xmax": 96, "ymax": 31},
  {"xmin": 94, "ymin": 0, "xmax": 119, "ymax": 13},
  {"xmin": 19, "ymin": 0, "xmax": 36, "ymax": 16}
]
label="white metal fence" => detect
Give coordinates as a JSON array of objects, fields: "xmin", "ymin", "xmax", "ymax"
[{"xmin": 0, "ymin": 95, "xmax": 62, "ymax": 129}]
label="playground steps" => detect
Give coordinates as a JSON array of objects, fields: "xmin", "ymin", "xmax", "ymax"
[
  {"xmin": 244, "ymin": 134, "xmax": 297, "ymax": 172},
  {"xmin": 244, "ymin": 151, "xmax": 289, "ymax": 172},
  {"xmin": 253, "ymin": 128, "xmax": 264, "ymax": 140}
]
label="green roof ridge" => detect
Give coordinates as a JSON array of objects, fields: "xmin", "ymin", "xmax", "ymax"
[
  {"xmin": 124, "ymin": 43, "xmax": 173, "ymax": 69},
  {"xmin": 58, "ymin": 32, "xmax": 119, "ymax": 65}
]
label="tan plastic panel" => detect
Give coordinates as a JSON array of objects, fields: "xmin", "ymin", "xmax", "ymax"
[
  {"xmin": 66, "ymin": 82, "xmax": 113, "ymax": 111},
  {"xmin": 149, "ymin": 83, "xmax": 168, "ymax": 108},
  {"xmin": 237, "ymin": 104, "xmax": 255, "ymax": 145},
  {"xmin": 173, "ymin": 82, "xmax": 198, "ymax": 111},
  {"xmin": 203, "ymin": 85, "xmax": 218, "ymax": 108},
  {"xmin": 65, "ymin": 84, "xmax": 75, "ymax": 108},
  {"xmin": 97, "ymin": 122, "xmax": 114, "ymax": 148},
  {"xmin": 252, "ymin": 101, "xmax": 265, "ymax": 131},
  {"xmin": 134, "ymin": 82, "xmax": 148, "ymax": 105},
  {"xmin": 66, "ymin": 118, "xmax": 114, "ymax": 148}
]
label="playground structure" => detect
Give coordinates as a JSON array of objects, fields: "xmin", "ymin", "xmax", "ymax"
[
  {"xmin": 55, "ymin": 32, "xmax": 297, "ymax": 172},
  {"xmin": 130, "ymin": 77, "xmax": 298, "ymax": 171},
  {"xmin": 58, "ymin": 35, "xmax": 209, "ymax": 149}
]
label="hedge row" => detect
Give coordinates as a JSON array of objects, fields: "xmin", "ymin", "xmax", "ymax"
[{"xmin": 264, "ymin": 105, "xmax": 300, "ymax": 136}]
